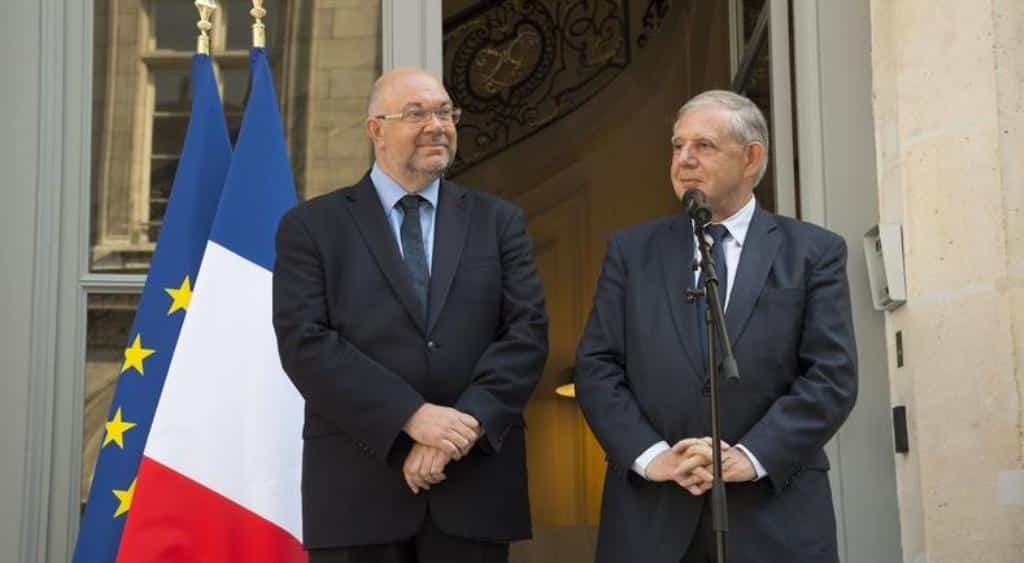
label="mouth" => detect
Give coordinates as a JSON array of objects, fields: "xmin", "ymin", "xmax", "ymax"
[{"xmin": 417, "ymin": 144, "xmax": 449, "ymax": 152}]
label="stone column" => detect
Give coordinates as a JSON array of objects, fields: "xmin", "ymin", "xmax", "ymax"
[
  {"xmin": 869, "ymin": 1, "xmax": 1024, "ymax": 561},
  {"xmin": 302, "ymin": 0, "xmax": 380, "ymax": 198}
]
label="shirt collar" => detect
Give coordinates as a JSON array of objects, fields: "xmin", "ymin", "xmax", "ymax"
[
  {"xmin": 370, "ymin": 163, "xmax": 440, "ymax": 211},
  {"xmin": 691, "ymin": 195, "xmax": 756, "ymax": 246},
  {"xmin": 716, "ymin": 195, "xmax": 756, "ymax": 246}
]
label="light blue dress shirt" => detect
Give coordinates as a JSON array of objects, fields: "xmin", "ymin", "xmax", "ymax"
[{"xmin": 370, "ymin": 164, "xmax": 439, "ymax": 273}]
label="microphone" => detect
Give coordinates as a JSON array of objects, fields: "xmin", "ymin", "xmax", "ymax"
[{"xmin": 682, "ymin": 187, "xmax": 712, "ymax": 224}]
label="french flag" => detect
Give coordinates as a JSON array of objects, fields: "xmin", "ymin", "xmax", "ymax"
[{"xmin": 117, "ymin": 48, "xmax": 306, "ymax": 562}]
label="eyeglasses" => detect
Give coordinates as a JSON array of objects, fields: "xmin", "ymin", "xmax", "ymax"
[{"xmin": 374, "ymin": 106, "xmax": 462, "ymax": 125}]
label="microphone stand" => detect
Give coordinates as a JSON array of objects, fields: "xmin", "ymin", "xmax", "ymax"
[{"xmin": 686, "ymin": 217, "xmax": 740, "ymax": 563}]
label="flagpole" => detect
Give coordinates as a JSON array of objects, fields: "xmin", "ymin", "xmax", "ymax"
[
  {"xmin": 195, "ymin": 0, "xmax": 217, "ymax": 55},
  {"xmin": 251, "ymin": 0, "xmax": 267, "ymax": 48}
]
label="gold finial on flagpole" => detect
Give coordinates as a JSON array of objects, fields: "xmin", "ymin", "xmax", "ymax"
[
  {"xmin": 195, "ymin": 0, "xmax": 217, "ymax": 55},
  {"xmin": 251, "ymin": 0, "xmax": 267, "ymax": 49}
]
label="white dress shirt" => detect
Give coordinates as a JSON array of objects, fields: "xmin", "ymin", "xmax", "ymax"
[{"xmin": 632, "ymin": 196, "xmax": 768, "ymax": 481}]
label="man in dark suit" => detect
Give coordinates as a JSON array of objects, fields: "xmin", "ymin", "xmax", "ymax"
[
  {"xmin": 272, "ymin": 67, "xmax": 548, "ymax": 563},
  {"xmin": 575, "ymin": 90, "xmax": 857, "ymax": 563}
]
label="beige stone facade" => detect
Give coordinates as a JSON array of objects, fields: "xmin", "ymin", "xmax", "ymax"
[
  {"xmin": 870, "ymin": 0, "xmax": 1024, "ymax": 561},
  {"xmin": 300, "ymin": 0, "xmax": 380, "ymax": 199}
]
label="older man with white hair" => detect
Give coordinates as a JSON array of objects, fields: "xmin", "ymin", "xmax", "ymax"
[{"xmin": 576, "ymin": 90, "xmax": 858, "ymax": 563}]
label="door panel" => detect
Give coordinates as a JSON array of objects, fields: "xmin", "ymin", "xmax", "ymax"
[{"xmin": 512, "ymin": 191, "xmax": 602, "ymax": 562}]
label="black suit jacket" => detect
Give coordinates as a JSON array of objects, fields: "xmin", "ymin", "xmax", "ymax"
[
  {"xmin": 272, "ymin": 173, "xmax": 548, "ymax": 549},
  {"xmin": 576, "ymin": 206, "xmax": 857, "ymax": 563}
]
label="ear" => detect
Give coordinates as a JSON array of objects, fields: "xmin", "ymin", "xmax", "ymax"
[
  {"xmin": 745, "ymin": 142, "xmax": 766, "ymax": 179},
  {"xmin": 364, "ymin": 116, "xmax": 380, "ymax": 143}
]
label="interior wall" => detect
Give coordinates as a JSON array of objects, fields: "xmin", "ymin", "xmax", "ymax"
[
  {"xmin": 447, "ymin": 2, "xmax": 732, "ymax": 559},
  {"xmin": 451, "ymin": 0, "xmax": 731, "ymax": 289}
]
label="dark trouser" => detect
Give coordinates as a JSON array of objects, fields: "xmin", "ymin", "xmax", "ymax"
[
  {"xmin": 680, "ymin": 500, "xmax": 715, "ymax": 563},
  {"xmin": 307, "ymin": 514, "xmax": 509, "ymax": 563}
]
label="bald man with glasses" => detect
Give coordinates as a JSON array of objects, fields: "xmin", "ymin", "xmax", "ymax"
[{"xmin": 273, "ymin": 68, "xmax": 548, "ymax": 563}]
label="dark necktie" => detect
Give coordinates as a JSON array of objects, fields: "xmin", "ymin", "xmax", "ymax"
[
  {"xmin": 399, "ymin": 195, "xmax": 429, "ymax": 320},
  {"xmin": 706, "ymin": 224, "xmax": 729, "ymax": 306},
  {"xmin": 697, "ymin": 224, "xmax": 730, "ymax": 368}
]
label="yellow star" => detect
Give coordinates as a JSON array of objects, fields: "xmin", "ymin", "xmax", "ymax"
[
  {"xmin": 102, "ymin": 407, "xmax": 137, "ymax": 449},
  {"xmin": 121, "ymin": 334, "xmax": 155, "ymax": 376},
  {"xmin": 165, "ymin": 276, "xmax": 192, "ymax": 315},
  {"xmin": 112, "ymin": 478, "xmax": 136, "ymax": 518}
]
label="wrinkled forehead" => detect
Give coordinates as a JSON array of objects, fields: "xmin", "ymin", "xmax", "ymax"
[
  {"xmin": 671, "ymin": 106, "xmax": 734, "ymax": 141},
  {"xmin": 380, "ymin": 74, "xmax": 453, "ymax": 111}
]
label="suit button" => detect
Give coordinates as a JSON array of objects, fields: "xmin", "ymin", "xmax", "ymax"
[{"xmin": 427, "ymin": 341, "xmax": 438, "ymax": 350}]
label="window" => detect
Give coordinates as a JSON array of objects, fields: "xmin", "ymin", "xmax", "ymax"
[
  {"xmin": 83, "ymin": 0, "xmax": 383, "ymax": 515},
  {"xmin": 90, "ymin": 0, "xmax": 284, "ymax": 273}
]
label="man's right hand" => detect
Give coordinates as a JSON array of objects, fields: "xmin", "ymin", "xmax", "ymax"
[{"xmin": 402, "ymin": 403, "xmax": 481, "ymax": 459}]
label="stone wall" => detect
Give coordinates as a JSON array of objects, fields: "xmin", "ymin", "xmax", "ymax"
[
  {"xmin": 869, "ymin": 1, "xmax": 1024, "ymax": 561},
  {"xmin": 300, "ymin": 0, "xmax": 380, "ymax": 198}
]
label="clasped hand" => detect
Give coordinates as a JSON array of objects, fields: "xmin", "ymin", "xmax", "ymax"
[
  {"xmin": 644, "ymin": 438, "xmax": 756, "ymax": 495},
  {"xmin": 401, "ymin": 403, "xmax": 481, "ymax": 494}
]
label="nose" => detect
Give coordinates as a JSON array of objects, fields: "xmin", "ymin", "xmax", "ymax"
[{"xmin": 677, "ymin": 145, "xmax": 698, "ymax": 166}]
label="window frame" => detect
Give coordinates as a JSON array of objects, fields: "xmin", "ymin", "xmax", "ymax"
[{"xmin": 46, "ymin": 3, "xmax": 424, "ymax": 562}]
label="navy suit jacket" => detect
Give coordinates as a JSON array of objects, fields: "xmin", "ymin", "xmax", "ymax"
[
  {"xmin": 272, "ymin": 173, "xmax": 548, "ymax": 549},
  {"xmin": 576, "ymin": 206, "xmax": 857, "ymax": 563}
]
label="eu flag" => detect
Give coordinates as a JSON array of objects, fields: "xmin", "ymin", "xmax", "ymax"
[{"xmin": 72, "ymin": 52, "xmax": 232, "ymax": 563}]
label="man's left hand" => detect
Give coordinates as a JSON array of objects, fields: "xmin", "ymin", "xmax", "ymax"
[
  {"xmin": 721, "ymin": 446, "xmax": 756, "ymax": 483},
  {"xmin": 676, "ymin": 439, "xmax": 757, "ymax": 488}
]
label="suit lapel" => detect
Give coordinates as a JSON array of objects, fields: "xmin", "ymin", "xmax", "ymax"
[
  {"xmin": 725, "ymin": 206, "xmax": 779, "ymax": 346},
  {"xmin": 344, "ymin": 174, "xmax": 426, "ymax": 333},
  {"xmin": 659, "ymin": 215, "xmax": 703, "ymax": 376},
  {"xmin": 426, "ymin": 180, "xmax": 469, "ymax": 334}
]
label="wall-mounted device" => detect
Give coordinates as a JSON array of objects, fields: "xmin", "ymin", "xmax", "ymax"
[{"xmin": 863, "ymin": 224, "xmax": 907, "ymax": 311}]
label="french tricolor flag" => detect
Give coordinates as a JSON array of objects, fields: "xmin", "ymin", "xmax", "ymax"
[{"xmin": 117, "ymin": 48, "xmax": 306, "ymax": 562}]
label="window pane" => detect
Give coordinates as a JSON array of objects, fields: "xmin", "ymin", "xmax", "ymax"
[
  {"xmin": 81, "ymin": 293, "xmax": 139, "ymax": 513},
  {"xmin": 148, "ymin": 157, "xmax": 177, "ymax": 240},
  {"xmin": 90, "ymin": 0, "xmax": 382, "ymax": 273},
  {"xmin": 91, "ymin": 0, "xmax": 146, "ymax": 273},
  {"xmin": 147, "ymin": 70, "xmax": 191, "ymax": 245},
  {"xmin": 154, "ymin": 69, "xmax": 192, "ymax": 113},
  {"xmin": 221, "ymin": 67, "xmax": 249, "ymax": 114},
  {"xmin": 152, "ymin": 0, "xmax": 197, "ymax": 51},
  {"xmin": 151, "ymin": 114, "xmax": 190, "ymax": 155}
]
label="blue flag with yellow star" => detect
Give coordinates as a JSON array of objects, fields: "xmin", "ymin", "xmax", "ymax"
[{"xmin": 72, "ymin": 52, "xmax": 232, "ymax": 563}]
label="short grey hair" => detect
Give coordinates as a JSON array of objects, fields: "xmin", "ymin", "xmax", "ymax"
[{"xmin": 675, "ymin": 90, "xmax": 770, "ymax": 184}]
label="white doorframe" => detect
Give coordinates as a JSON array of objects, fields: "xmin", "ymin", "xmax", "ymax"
[
  {"xmin": 793, "ymin": 1, "xmax": 903, "ymax": 561},
  {"xmin": 382, "ymin": 0, "xmax": 443, "ymax": 75},
  {"xmin": 767, "ymin": 0, "xmax": 797, "ymax": 218}
]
